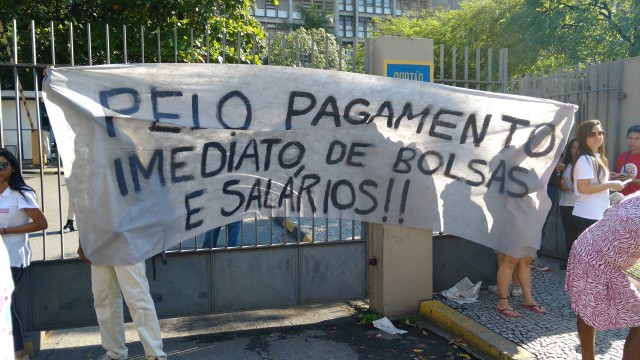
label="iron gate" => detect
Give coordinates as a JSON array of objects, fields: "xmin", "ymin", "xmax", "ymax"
[{"xmin": 1, "ymin": 17, "xmax": 510, "ymax": 330}]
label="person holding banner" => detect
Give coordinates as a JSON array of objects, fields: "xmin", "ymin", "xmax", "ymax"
[
  {"xmin": 0, "ymin": 149, "xmax": 49, "ymax": 360},
  {"xmin": 565, "ymin": 193, "xmax": 640, "ymax": 360},
  {"xmin": 571, "ymin": 120, "xmax": 627, "ymax": 236},
  {"xmin": 611, "ymin": 125, "xmax": 640, "ymax": 196},
  {"xmin": 77, "ymin": 244, "xmax": 167, "ymax": 360}
]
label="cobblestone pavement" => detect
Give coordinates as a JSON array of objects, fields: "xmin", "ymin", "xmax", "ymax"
[{"xmin": 439, "ymin": 257, "xmax": 627, "ymax": 360}]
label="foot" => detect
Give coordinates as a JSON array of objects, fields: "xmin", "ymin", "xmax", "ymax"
[
  {"xmin": 522, "ymin": 303, "xmax": 547, "ymax": 315},
  {"xmin": 63, "ymin": 222, "xmax": 76, "ymax": 233},
  {"xmin": 496, "ymin": 305, "xmax": 520, "ymax": 318}
]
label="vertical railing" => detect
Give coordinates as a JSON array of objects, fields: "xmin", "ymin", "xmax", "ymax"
[
  {"xmin": 436, "ymin": 44, "xmax": 509, "ymax": 93},
  {"xmin": 0, "ymin": 19, "xmax": 369, "ymax": 261}
]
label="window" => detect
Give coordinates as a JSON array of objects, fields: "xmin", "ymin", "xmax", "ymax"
[
  {"xmin": 339, "ymin": 15, "xmax": 354, "ymax": 38},
  {"xmin": 358, "ymin": 17, "xmax": 373, "ymax": 38},
  {"xmin": 383, "ymin": 0, "xmax": 391, "ymax": 14},
  {"xmin": 339, "ymin": 0, "xmax": 354, "ymax": 11}
]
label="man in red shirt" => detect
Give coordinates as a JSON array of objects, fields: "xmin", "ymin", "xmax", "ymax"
[{"xmin": 612, "ymin": 125, "xmax": 640, "ymax": 195}]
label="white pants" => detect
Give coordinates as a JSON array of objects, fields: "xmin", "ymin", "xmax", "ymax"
[{"xmin": 91, "ymin": 262, "xmax": 166, "ymax": 360}]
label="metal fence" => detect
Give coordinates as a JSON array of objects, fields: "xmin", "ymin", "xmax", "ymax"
[
  {"xmin": 1, "ymin": 18, "xmax": 510, "ymax": 261},
  {"xmin": 517, "ymin": 58, "xmax": 625, "ymax": 259},
  {"xmin": 0, "ymin": 19, "xmax": 367, "ymax": 263}
]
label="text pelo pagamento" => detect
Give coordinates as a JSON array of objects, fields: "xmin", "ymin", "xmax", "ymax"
[{"xmin": 98, "ymin": 87, "xmax": 558, "ymax": 231}]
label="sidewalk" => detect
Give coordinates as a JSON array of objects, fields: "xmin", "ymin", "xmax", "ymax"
[
  {"xmin": 422, "ymin": 257, "xmax": 627, "ymax": 359},
  {"xmin": 37, "ymin": 302, "xmax": 479, "ymax": 360}
]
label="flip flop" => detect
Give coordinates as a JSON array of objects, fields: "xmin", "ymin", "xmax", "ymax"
[
  {"xmin": 522, "ymin": 304, "xmax": 547, "ymax": 315},
  {"xmin": 496, "ymin": 306, "xmax": 520, "ymax": 318}
]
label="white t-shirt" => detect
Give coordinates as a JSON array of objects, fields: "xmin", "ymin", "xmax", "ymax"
[
  {"xmin": 0, "ymin": 187, "xmax": 40, "ymax": 267},
  {"xmin": 559, "ymin": 164, "xmax": 578, "ymax": 206},
  {"xmin": 0, "ymin": 240, "xmax": 13, "ymax": 358},
  {"xmin": 572, "ymin": 154, "xmax": 610, "ymax": 220}
]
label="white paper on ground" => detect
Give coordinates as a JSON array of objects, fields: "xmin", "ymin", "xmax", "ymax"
[
  {"xmin": 372, "ymin": 317, "xmax": 407, "ymax": 335},
  {"xmin": 441, "ymin": 277, "xmax": 482, "ymax": 304}
]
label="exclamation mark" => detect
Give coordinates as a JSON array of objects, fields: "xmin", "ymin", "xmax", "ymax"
[
  {"xmin": 399, "ymin": 179, "xmax": 410, "ymax": 224},
  {"xmin": 382, "ymin": 178, "xmax": 394, "ymax": 222}
]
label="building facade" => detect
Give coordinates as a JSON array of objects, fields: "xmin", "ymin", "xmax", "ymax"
[{"xmin": 252, "ymin": 1, "xmax": 459, "ymax": 45}]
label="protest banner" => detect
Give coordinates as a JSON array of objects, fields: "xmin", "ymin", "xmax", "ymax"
[{"xmin": 43, "ymin": 64, "xmax": 576, "ymax": 265}]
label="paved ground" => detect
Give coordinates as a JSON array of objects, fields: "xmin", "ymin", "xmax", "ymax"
[
  {"xmin": 37, "ymin": 302, "xmax": 478, "ymax": 360},
  {"xmin": 437, "ymin": 256, "xmax": 627, "ymax": 359},
  {"xmin": 22, "ymin": 168, "xmax": 629, "ymax": 359}
]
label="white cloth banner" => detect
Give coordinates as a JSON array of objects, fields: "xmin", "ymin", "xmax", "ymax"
[{"xmin": 43, "ymin": 64, "xmax": 576, "ymax": 265}]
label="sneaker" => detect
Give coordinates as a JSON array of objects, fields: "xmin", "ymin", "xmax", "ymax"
[
  {"xmin": 530, "ymin": 257, "xmax": 539, "ymax": 268},
  {"xmin": 531, "ymin": 258, "xmax": 551, "ymax": 272},
  {"xmin": 510, "ymin": 284, "xmax": 523, "ymax": 296},
  {"xmin": 488, "ymin": 285, "xmax": 498, "ymax": 294}
]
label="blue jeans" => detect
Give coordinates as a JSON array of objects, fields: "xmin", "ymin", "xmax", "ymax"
[{"xmin": 202, "ymin": 221, "xmax": 242, "ymax": 248}]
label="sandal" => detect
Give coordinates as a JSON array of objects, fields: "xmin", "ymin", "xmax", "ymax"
[
  {"xmin": 496, "ymin": 305, "xmax": 520, "ymax": 318},
  {"xmin": 522, "ymin": 304, "xmax": 547, "ymax": 315}
]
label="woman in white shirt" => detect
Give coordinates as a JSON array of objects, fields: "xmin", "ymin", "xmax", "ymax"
[
  {"xmin": 0, "ymin": 149, "xmax": 48, "ymax": 360},
  {"xmin": 572, "ymin": 120, "xmax": 626, "ymax": 236},
  {"xmin": 559, "ymin": 138, "xmax": 579, "ymax": 270}
]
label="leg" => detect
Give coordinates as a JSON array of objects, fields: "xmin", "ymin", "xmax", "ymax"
[
  {"xmin": 63, "ymin": 197, "xmax": 76, "ymax": 232},
  {"xmin": 10, "ymin": 267, "xmax": 27, "ymax": 358},
  {"xmin": 91, "ymin": 265, "xmax": 128, "ymax": 359},
  {"xmin": 115, "ymin": 262, "xmax": 166, "ymax": 360},
  {"xmin": 560, "ymin": 206, "xmax": 576, "ymax": 257},
  {"xmin": 516, "ymin": 257, "xmax": 545, "ymax": 312},
  {"xmin": 512, "ymin": 262, "xmax": 520, "ymax": 287},
  {"xmin": 577, "ymin": 316, "xmax": 596, "ymax": 360},
  {"xmin": 496, "ymin": 254, "xmax": 519, "ymax": 316},
  {"xmin": 624, "ymin": 326, "xmax": 640, "ymax": 360}
]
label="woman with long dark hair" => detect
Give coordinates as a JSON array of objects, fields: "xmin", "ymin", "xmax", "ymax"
[
  {"xmin": 0, "ymin": 148, "xmax": 48, "ymax": 360},
  {"xmin": 558, "ymin": 138, "xmax": 579, "ymax": 270},
  {"xmin": 571, "ymin": 120, "xmax": 626, "ymax": 236}
]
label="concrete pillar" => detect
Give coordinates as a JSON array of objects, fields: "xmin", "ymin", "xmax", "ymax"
[
  {"xmin": 368, "ymin": 223, "xmax": 432, "ymax": 318},
  {"xmin": 367, "ymin": 36, "xmax": 435, "ymax": 318}
]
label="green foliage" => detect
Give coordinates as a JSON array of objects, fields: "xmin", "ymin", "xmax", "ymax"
[
  {"xmin": 265, "ymin": 27, "xmax": 345, "ymax": 70},
  {"xmin": 281, "ymin": 5, "xmax": 334, "ymax": 33},
  {"xmin": 373, "ymin": 0, "xmax": 640, "ymax": 78},
  {"xmin": 352, "ymin": 304, "xmax": 383, "ymax": 326},
  {"xmin": 0, "ymin": 0, "xmax": 271, "ymax": 66}
]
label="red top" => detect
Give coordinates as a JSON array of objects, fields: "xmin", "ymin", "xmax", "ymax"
[{"xmin": 616, "ymin": 151, "xmax": 640, "ymax": 195}]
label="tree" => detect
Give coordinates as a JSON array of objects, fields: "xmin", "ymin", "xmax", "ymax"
[
  {"xmin": 0, "ymin": 0, "xmax": 278, "ymax": 66},
  {"xmin": 266, "ymin": 27, "xmax": 345, "ymax": 70},
  {"xmin": 372, "ymin": 0, "xmax": 640, "ymax": 78},
  {"xmin": 281, "ymin": 5, "xmax": 334, "ymax": 33},
  {"xmin": 532, "ymin": 0, "xmax": 640, "ymax": 61}
]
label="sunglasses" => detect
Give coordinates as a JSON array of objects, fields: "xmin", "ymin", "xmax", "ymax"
[
  {"xmin": 0, "ymin": 162, "xmax": 9, "ymax": 170},
  {"xmin": 588, "ymin": 130, "xmax": 605, "ymax": 138}
]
